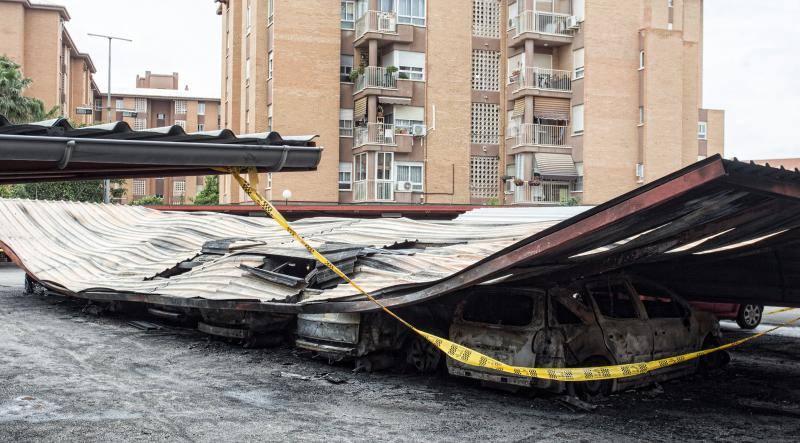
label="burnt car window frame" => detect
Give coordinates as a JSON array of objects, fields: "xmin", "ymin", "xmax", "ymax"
[
  {"xmin": 585, "ymin": 278, "xmax": 644, "ymax": 321},
  {"xmin": 459, "ymin": 287, "xmax": 545, "ymax": 329},
  {"xmin": 628, "ymin": 277, "xmax": 690, "ymax": 320}
]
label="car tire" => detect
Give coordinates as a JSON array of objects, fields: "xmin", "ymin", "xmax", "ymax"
[
  {"xmin": 698, "ymin": 335, "xmax": 730, "ymax": 373},
  {"xmin": 736, "ymin": 304, "xmax": 762, "ymax": 329},
  {"xmin": 403, "ymin": 333, "xmax": 443, "ymax": 374},
  {"xmin": 576, "ymin": 356, "xmax": 613, "ymax": 400}
]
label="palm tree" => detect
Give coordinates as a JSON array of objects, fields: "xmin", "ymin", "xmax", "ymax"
[{"xmin": 0, "ymin": 55, "xmax": 58, "ymax": 123}]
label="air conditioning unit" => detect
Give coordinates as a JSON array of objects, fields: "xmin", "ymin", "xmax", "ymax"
[
  {"xmin": 396, "ymin": 181, "xmax": 414, "ymax": 192},
  {"xmin": 411, "ymin": 124, "xmax": 427, "ymax": 137},
  {"xmin": 566, "ymin": 16, "xmax": 580, "ymax": 29}
]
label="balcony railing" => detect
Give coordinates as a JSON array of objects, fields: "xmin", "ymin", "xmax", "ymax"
[
  {"xmin": 355, "ymin": 123, "xmax": 396, "ymax": 147},
  {"xmin": 354, "ymin": 66, "xmax": 398, "ymax": 92},
  {"xmin": 355, "ymin": 10, "xmax": 398, "ymax": 39},
  {"xmin": 516, "ymin": 123, "xmax": 569, "ymax": 147},
  {"xmin": 514, "ymin": 11, "xmax": 572, "ymax": 37},
  {"xmin": 516, "ymin": 67, "xmax": 572, "ymax": 92},
  {"xmin": 514, "ymin": 181, "xmax": 575, "ymax": 204}
]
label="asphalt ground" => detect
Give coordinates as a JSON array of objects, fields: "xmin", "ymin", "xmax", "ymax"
[{"xmin": 1, "ymin": 264, "xmax": 799, "ymax": 442}]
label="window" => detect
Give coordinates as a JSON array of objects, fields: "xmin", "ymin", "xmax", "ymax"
[
  {"xmin": 339, "ymin": 109, "xmax": 354, "ymax": 137},
  {"xmin": 198, "ymin": 123, "xmax": 205, "ymax": 132},
  {"xmin": 573, "ymin": 48, "xmax": 585, "ymax": 79},
  {"xmin": 338, "ymin": 163, "xmax": 352, "ymax": 191},
  {"xmin": 245, "ymin": 58, "xmax": 251, "ymax": 80},
  {"xmin": 376, "ymin": 152, "xmax": 393, "ymax": 180},
  {"xmin": 587, "ymin": 281, "xmax": 639, "ymax": 319},
  {"xmin": 638, "ymin": 106, "xmax": 644, "ymax": 124},
  {"xmin": 634, "ymin": 281, "xmax": 686, "ymax": 319},
  {"xmin": 472, "ymin": 50, "xmax": 500, "ymax": 91},
  {"xmin": 268, "ymin": 51, "xmax": 274, "ymax": 79},
  {"xmin": 463, "ymin": 292, "xmax": 535, "ymax": 326},
  {"xmin": 698, "ymin": 122, "xmax": 708, "ymax": 140},
  {"xmin": 573, "ymin": 0, "xmax": 585, "ymax": 21},
  {"xmin": 156, "ymin": 113, "xmax": 166, "ymax": 120},
  {"xmin": 636, "ymin": 163, "xmax": 645, "ymax": 181},
  {"xmin": 395, "ymin": 162, "xmax": 423, "ymax": 191},
  {"xmin": 668, "ymin": 0, "xmax": 674, "ymax": 7},
  {"xmin": 174, "ymin": 120, "xmax": 186, "ymax": 128},
  {"xmin": 470, "ymin": 155, "xmax": 499, "ymax": 198},
  {"xmin": 507, "ymin": 0, "xmax": 518, "ymax": 29},
  {"xmin": 340, "ymin": 54, "xmax": 354, "ymax": 82},
  {"xmin": 133, "ymin": 118, "xmax": 146, "ymax": 130},
  {"xmin": 398, "ymin": 0, "xmax": 426, "ymax": 26},
  {"xmin": 267, "ymin": 105, "xmax": 273, "ymax": 132},
  {"xmin": 471, "ymin": 102, "xmax": 500, "ymax": 144},
  {"xmin": 134, "ymin": 98, "xmax": 147, "ymax": 113},
  {"xmin": 94, "ymin": 98, "xmax": 102, "ymax": 111},
  {"xmin": 354, "ymin": 153, "xmax": 368, "ymax": 181},
  {"xmin": 552, "ymin": 299, "xmax": 584, "ymax": 325},
  {"xmin": 639, "ymin": 50, "xmax": 645, "ymax": 70},
  {"xmin": 392, "ymin": 105, "xmax": 424, "ymax": 133},
  {"xmin": 132, "ymin": 179, "xmax": 146, "ymax": 196},
  {"xmin": 472, "ymin": 0, "xmax": 501, "ymax": 38},
  {"xmin": 341, "ymin": 1, "xmax": 355, "ymax": 29},
  {"xmin": 385, "ymin": 50, "xmax": 426, "ymax": 81},
  {"xmin": 173, "ymin": 180, "xmax": 186, "ymax": 196},
  {"xmin": 174, "ymin": 100, "xmax": 187, "ymax": 114},
  {"xmin": 571, "ymin": 104, "xmax": 584, "ymax": 135},
  {"xmin": 507, "ymin": 110, "xmax": 520, "ymax": 137},
  {"xmin": 115, "ymin": 98, "xmax": 124, "ymax": 110},
  {"xmin": 575, "ymin": 162, "xmax": 584, "ymax": 192},
  {"xmin": 198, "ymin": 102, "xmax": 206, "ymax": 115},
  {"xmin": 507, "ymin": 52, "xmax": 525, "ymax": 84},
  {"xmin": 504, "ymin": 163, "xmax": 514, "ymax": 194}
]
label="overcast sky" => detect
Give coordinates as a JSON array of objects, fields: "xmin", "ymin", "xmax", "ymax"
[{"xmin": 58, "ymin": 0, "xmax": 798, "ymax": 160}]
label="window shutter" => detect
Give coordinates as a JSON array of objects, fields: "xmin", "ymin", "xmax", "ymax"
[
  {"xmin": 512, "ymin": 98, "xmax": 525, "ymax": 117},
  {"xmin": 354, "ymin": 97, "xmax": 367, "ymax": 120},
  {"xmin": 534, "ymin": 97, "xmax": 570, "ymax": 120}
]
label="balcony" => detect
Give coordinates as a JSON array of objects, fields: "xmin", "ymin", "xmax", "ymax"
[
  {"xmin": 354, "ymin": 66, "xmax": 397, "ymax": 93},
  {"xmin": 355, "ymin": 10, "xmax": 397, "ymax": 39},
  {"xmin": 512, "ymin": 123, "xmax": 572, "ymax": 154},
  {"xmin": 355, "ymin": 123, "xmax": 396, "ymax": 148},
  {"xmin": 509, "ymin": 11, "xmax": 574, "ymax": 47},
  {"xmin": 513, "ymin": 67, "xmax": 572, "ymax": 98},
  {"xmin": 513, "ymin": 180, "xmax": 576, "ymax": 205}
]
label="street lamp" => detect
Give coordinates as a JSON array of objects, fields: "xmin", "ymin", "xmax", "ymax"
[
  {"xmin": 282, "ymin": 189, "xmax": 292, "ymax": 206},
  {"xmin": 88, "ymin": 32, "xmax": 132, "ymax": 204}
]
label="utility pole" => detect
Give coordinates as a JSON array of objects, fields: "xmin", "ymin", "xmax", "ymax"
[{"xmin": 88, "ymin": 33, "xmax": 132, "ymax": 204}]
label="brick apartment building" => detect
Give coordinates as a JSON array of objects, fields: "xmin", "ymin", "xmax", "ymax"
[
  {"xmin": 0, "ymin": 0, "xmax": 99, "ymax": 125},
  {"xmin": 96, "ymin": 71, "xmax": 222, "ymax": 204},
  {"xmin": 218, "ymin": 0, "xmax": 723, "ymax": 205}
]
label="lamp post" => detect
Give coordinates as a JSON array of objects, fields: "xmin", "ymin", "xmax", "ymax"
[
  {"xmin": 282, "ymin": 189, "xmax": 292, "ymax": 206},
  {"xmin": 88, "ymin": 33, "xmax": 132, "ymax": 204}
]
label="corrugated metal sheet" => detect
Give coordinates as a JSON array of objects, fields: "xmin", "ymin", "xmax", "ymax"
[{"xmin": 0, "ymin": 198, "xmax": 566, "ymax": 304}]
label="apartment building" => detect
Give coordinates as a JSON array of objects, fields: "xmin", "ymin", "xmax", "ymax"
[
  {"xmin": 217, "ymin": 0, "xmax": 724, "ymax": 205},
  {"xmin": 0, "ymin": 0, "xmax": 99, "ymax": 125},
  {"xmin": 97, "ymin": 71, "xmax": 222, "ymax": 204}
]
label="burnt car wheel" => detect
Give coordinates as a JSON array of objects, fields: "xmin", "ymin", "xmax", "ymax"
[
  {"xmin": 736, "ymin": 304, "xmax": 762, "ymax": 330},
  {"xmin": 576, "ymin": 357, "xmax": 612, "ymax": 400},
  {"xmin": 404, "ymin": 334, "xmax": 442, "ymax": 374},
  {"xmin": 698, "ymin": 335, "xmax": 730, "ymax": 373}
]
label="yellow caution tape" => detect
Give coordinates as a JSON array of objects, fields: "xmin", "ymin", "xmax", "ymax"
[
  {"xmin": 228, "ymin": 169, "xmax": 800, "ymax": 382},
  {"xmin": 767, "ymin": 307, "xmax": 796, "ymax": 315}
]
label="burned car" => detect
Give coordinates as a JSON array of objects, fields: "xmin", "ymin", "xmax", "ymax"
[
  {"xmin": 296, "ymin": 274, "xmax": 727, "ymax": 395},
  {"xmin": 448, "ymin": 275, "xmax": 727, "ymax": 396}
]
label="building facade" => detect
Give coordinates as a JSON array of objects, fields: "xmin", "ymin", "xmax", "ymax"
[
  {"xmin": 0, "ymin": 0, "xmax": 99, "ymax": 125},
  {"xmin": 217, "ymin": 0, "xmax": 724, "ymax": 205},
  {"xmin": 97, "ymin": 71, "xmax": 222, "ymax": 204}
]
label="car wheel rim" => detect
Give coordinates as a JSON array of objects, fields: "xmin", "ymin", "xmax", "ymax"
[{"xmin": 743, "ymin": 305, "xmax": 761, "ymax": 326}]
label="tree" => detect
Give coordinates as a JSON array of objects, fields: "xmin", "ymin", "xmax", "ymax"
[
  {"xmin": 0, "ymin": 55, "xmax": 58, "ymax": 123},
  {"xmin": 130, "ymin": 195, "xmax": 164, "ymax": 206},
  {"xmin": 193, "ymin": 175, "xmax": 220, "ymax": 205}
]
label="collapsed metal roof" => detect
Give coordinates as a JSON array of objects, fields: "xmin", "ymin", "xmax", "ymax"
[
  {"xmin": 0, "ymin": 115, "xmax": 322, "ymax": 184},
  {"xmin": 312, "ymin": 155, "xmax": 800, "ymax": 312},
  {"xmin": 0, "ymin": 200, "xmax": 569, "ymax": 311},
  {"xmin": 2, "ymin": 155, "xmax": 798, "ymax": 313}
]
